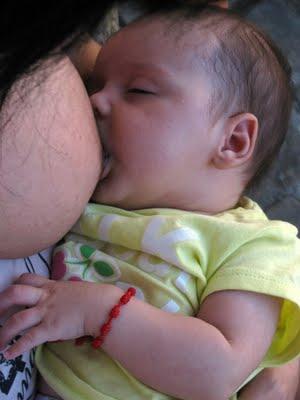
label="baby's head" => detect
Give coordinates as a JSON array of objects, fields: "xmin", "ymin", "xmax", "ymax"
[{"xmin": 91, "ymin": 5, "xmax": 292, "ymax": 213}]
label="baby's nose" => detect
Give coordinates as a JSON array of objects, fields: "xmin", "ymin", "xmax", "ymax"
[{"xmin": 90, "ymin": 90, "xmax": 111, "ymax": 117}]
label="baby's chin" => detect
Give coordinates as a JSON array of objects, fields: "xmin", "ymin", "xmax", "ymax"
[
  {"xmin": 90, "ymin": 185, "xmax": 108, "ymax": 205},
  {"xmin": 91, "ymin": 181, "xmax": 127, "ymax": 209},
  {"xmin": 91, "ymin": 184, "xmax": 145, "ymax": 210}
]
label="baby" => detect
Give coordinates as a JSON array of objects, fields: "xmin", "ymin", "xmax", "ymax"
[{"xmin": 1, "ymin": 5, "xmax": 300, "ymax": 400}]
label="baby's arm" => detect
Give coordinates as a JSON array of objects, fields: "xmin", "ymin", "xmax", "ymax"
[
  {"xmin": 0, "ymin": 274, "xmax": 280, "ymax": 400},
  {"xmin": 103, "ymin": 289, "xmax": 280, "ymax": 399},
  {"xmin": 239, "ymin": 359, "xmax": 300, "ymax": 400}
]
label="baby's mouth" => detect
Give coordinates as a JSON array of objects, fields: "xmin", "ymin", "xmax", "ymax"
[
  {"xmin": 94, "ymin": 113, "xmax": 113, "ymax": 181},
  {"xmin": 100, "ymin": 149, "xmax": 113, "ymax": 181}
]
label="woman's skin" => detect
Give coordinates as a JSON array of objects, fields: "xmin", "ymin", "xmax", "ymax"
[{"xmin": 0, "ymin": 56, "xmax": 101, "ymax": 259}]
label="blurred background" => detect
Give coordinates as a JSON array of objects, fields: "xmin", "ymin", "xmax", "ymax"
[{"xmin": 95, "ymin": 0, "xmax": 300, "ymax": 229}]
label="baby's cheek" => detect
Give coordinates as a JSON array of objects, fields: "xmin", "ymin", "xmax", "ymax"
[{"xmin": 0, "ymin": 57, "xmax": 101, "ymax": 258}]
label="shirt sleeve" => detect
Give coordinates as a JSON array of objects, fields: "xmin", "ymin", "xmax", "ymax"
[{"xmin": 200, "ymin": 221, "xmax": 300, "ymax": 366}]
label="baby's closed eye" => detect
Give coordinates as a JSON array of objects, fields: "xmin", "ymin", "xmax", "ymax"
[{"xmin": 127, "ymin": 88, "xmax": 156, "ymax": 95}]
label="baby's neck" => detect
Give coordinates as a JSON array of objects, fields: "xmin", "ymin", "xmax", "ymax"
[
  {"xmin": 118, "ymin": 191, "xmax": 243, "ymax": 215},
  {"xmin": 174, "ymin": 193, "xmax": 242, "ymax": 215},
  {"xmin": 155, "ymin": 179, "xmax": 243, "ymax": 215},
  {"xmin": 171, "ymin": 171, "xmax": 246, "ymax": 215}
]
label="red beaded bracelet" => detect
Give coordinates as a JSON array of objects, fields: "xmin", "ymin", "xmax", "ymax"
[{"xmin": 75, "ymin": 287, "xmax": 136, "ymax": 349}]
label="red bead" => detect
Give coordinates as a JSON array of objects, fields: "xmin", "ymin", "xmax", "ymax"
[
  {"xmin": 120, "ymin": 294, "xmax": 130, "ymax": 304},
  {"xmin": 127, "ymin": 287, "xmax": 136, "ymax": 296},
  {"xmin": 100, "ymin": 322, "xmax": 111, "ymax": 336},
  {"xmin": 110, "ymin": 305, "xmax": 120, "ymax": 318},
  {"xmin": 92, "ymin": 337, "xmax": 103, "ymax": 349},
  {"xmin": 119, "ymin": 287, "xmax": 135, "ymax": 304}
]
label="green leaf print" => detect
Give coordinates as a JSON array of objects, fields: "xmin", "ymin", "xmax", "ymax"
[
  {"xmin": 94, "ymin": 261, "xmax": 115, "ymax": 277},
  {"xmin": 80, "ymin": 245, "xmax": 96, "ymax": 259}
]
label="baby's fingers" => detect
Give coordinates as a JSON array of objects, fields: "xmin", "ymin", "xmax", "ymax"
[
  {"xmin": 0, "ymin": 285, "xmax": 42, "ymax": 315},
  {"xmin": 15, "ymin": 273, "xmax": 49, "ymax": 287},
  {"xmin": 0, "ymin": 307, "xmax": 42, "ymax": 351},
  {"xmin": 3, "ymin": 325, "xmax": 46, "ymax": 360}
]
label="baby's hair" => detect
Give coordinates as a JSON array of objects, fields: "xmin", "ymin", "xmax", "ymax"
[{"xmin": 140, "ymin": 3, "xmax": 293, "ymax": 186}]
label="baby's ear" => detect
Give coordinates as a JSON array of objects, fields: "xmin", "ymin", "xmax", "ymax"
[{"xmin": 213, "ymin": 113, "xmax": 258, "ymax": 169}]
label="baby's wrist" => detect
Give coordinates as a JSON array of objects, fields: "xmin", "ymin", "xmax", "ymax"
[{"xmin": 84, "ymin": 283, "xmax": 123, "ymax": 337}]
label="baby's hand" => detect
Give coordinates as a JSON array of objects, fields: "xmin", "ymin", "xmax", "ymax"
[{"xmin": 0, "ymin": 273, "xmax": 106, "ymax": 359}]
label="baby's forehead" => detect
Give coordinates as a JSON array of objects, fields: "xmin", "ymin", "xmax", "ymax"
[
  {"xmin": 122, "ymin": 14, "xmax": 225, "ymax": 72},
  {"xmin": 97, "ymin": 17, "xmax": 212, "ymax": 80},
  {"xmin": 133, "ymin": 14, "xmax": 213, "ymax": 48},
  {"xmin": 112, "ymin": 16, "xmax": 219, "ymax": 71}
]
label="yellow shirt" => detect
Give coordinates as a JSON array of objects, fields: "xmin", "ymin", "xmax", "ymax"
[{"xmin": 36, "ymin": 197, "xmax": 300, "ymax": 400}]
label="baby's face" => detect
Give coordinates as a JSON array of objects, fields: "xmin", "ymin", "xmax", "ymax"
[{"xmin": 91, "ymin": 18, "xmax": 221, "ymax": 210}]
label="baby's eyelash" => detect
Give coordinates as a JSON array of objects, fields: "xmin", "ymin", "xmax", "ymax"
[{"xmin": 127, "ymin": 88, "xmax": 154, "ymax": 95}]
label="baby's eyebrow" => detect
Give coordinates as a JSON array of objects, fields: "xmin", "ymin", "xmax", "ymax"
[
  {"xmin": 129, "ymin": 62, "xmax": 172, "ymax": 77},
  {"xmin": 127, "ymin": 62, "xmax": 177, "ymax": 87}
]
